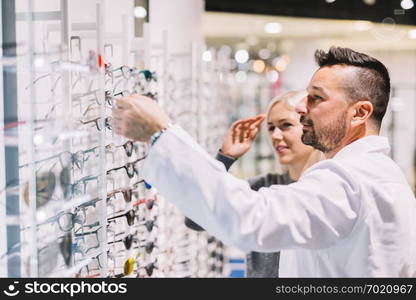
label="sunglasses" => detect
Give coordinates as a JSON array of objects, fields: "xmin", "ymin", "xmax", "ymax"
[
  {"xmin": 137, "ymin": 217, "xmax": 158, "ymax": 233},
  {"xmin": 132, "ymin": 195, "xmax": 157, "ymax": 210},
  {"xmin": 105, "ymin": 141, "xmax": 140, "ymax": 159},
  {"xmin": 118, "ymin": 140, "xmax": 139, "ymax": 157},
  {"xmin": 37, "ymin": 233, "xmax": 72, "ymax": 276},
  {"xmin": 23, "ymin": 168, "xmax": 57, "ymax": 209},
  {"xmin": 133, "ymin": 70, "xmax": 158, "ymax": 97},
  {"xmin": 137, "ymin": 260, "xmax": 158, "ymax": 277},
  {"xmin": 134, "ymin": 70, "xmax": 156, "ymax": 86},
  {"xmin": 106, "ymin": 186, "xmax": 141, "ymax": 204},
  {"xmin": 112, "ymin": 257, "xmax": 136, "ymax": 278},
  {"xmin": 22, "ymin": 156, "xmax": 73, "ymax": 207},
  {"xmin": 207, "ymin": 236, "xmax": 216, "ymax": 244},
  {"xmin": 141, "ymin": 91, "xmax": 158, "ymax": 101},
  {"xmin": 136, "ymin": 240, "xmax": 158, "ymax": 254}
]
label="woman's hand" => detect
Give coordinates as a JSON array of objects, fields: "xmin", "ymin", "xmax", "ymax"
[{"xmin": 220, "ymin": 114, "xmax": 265, "ymax": 159}]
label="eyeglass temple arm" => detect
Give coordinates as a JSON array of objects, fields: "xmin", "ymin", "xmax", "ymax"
[
  {"xmin": 106, "ymin": 165, "xmax": 124, "ymax": 175},
  {"xmin": 107, "ymin": 211, "xmax": 128, "ymax": 221}
]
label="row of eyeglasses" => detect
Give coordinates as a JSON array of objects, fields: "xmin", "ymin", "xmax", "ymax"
[{"xmin": 11, "ymin": 51, "xmax": 228, "ymax": 277}]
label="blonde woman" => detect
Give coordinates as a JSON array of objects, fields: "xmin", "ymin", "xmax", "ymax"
[{"xmin": 186, "ymin": 90, "xmax": 323, "ymax": 277}]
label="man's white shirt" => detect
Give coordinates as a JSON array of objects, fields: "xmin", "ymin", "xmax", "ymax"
[{"xmin": 143, "ymin": 125, "xmax": 416, "ymax": 277}]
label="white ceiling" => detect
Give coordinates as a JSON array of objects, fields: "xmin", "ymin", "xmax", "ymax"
[{"xmin": 202, "ymin": 12, "xmax": 416, "ymax": 51}]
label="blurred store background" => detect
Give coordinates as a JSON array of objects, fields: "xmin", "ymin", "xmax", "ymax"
[{"xmin": 200, "ymin": 0, "xmax": 416, "ymax": 190}]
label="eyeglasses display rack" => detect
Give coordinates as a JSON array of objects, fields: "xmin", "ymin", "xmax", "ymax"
[{"xmin": 0, "ymin": 0, "xmax": 236, "ymax": 278}]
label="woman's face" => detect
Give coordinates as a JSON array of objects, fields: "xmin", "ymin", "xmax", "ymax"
[{"xmin": 267, "ymin": 102, "xmax": 314, "ymax": 166}]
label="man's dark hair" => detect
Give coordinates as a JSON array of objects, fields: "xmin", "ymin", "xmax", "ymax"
[{"xmin": 314, "ymin": 46, "xmax": 390, "ymax": 127}]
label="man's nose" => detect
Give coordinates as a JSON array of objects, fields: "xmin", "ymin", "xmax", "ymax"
[{"xmin": 295, "ymin": 96, "xmax": 307, "ymax": 115}]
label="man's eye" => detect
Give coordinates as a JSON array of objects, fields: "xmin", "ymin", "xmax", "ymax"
[{"xmin": 308, "ymin": 95, "xmax": 323, "ymax": 104}]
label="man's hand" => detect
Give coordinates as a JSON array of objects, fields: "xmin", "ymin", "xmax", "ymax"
[
  {"xmin": 220, "ymin": 114, "xmax": 265, "ymax": 159},
  {"xmin": 112, "ymin": 94, "xmax": 171, "ymax": 142}
]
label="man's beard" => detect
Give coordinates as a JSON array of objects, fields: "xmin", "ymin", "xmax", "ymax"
[{"xmin": 300, "ymin": 110, "xmax": 347, "ymax": 153}]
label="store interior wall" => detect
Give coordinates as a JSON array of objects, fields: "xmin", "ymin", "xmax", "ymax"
[{"xmin": 149, "ymin": 0, "xmax": 203, "ymax": 54}]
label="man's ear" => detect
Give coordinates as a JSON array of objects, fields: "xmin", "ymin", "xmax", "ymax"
[{"xmin": 351, "ymin": 100, "xmax": 373, "ymax": 127}]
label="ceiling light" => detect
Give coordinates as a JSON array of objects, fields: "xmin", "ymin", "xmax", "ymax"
[
  {"xmin": 202, "ymin": 51, "xmax": 212, "ymax": 62},
  {"xmin": 235, "ymin": 49, "xmax": 249, "ymax": 64},
  {"xmin": 134, "ymin": 6, "xmax": 147, "ymax": 19},
  {"xmin": 273, "ymin": 55, "xmax": 290, "ymax": 72},
  {"xmin": 363, "ymin": 0, "xmax": 376, "ymax": 5},
  {"xmin": 326, "ymin": 0, "xmax": 336, "ymax": 3},
  {"xmin": 252, "ymin": 60, "xmax": 265, "ymax": 73},
  {"xmin": 401, "ymin": 0, "xmax": 414, "ymax": 9},
  {"xmin": 264, "ymin": 22, "xmax": 282, "ymax": 34}
]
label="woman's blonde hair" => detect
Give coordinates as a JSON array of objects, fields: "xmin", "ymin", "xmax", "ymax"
[{"xmin": 265, "ymin": 90, "xmax": 324, "ymax": 175}]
